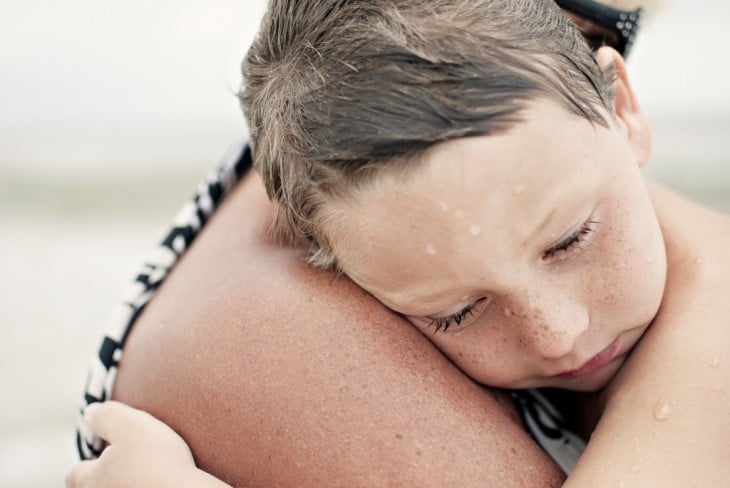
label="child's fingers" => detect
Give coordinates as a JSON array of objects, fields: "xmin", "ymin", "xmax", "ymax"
[
  {"xmin": 65, "ymin": 459, "xmax": 94, "ymax": 488},
  {"xmin": 84, "ymin": 400, "xmax": 150, "ymax": 444}
]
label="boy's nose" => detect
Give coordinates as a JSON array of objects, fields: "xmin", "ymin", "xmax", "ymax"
[{"xmin": 512, "ymin": 290, "xmax": 590, "ymax": 359}]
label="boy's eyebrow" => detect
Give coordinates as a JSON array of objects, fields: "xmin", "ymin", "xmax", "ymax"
[
  {"xmin": 529, "ymin": 205, "xmax": 559, "ymax": 243},
  {"xmin": 381, "ymin": 289, "xmax": 456, "ymax": 314}
]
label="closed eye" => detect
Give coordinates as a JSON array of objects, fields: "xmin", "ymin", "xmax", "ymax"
[
  {"xmin": 419, "ymin": 297, "xmax": 490, "ymax": 333},
  {"xmin": 429, "ymin": 304, "xmax": 475, "ymax": 332},
  {"xmin": 542, "ymin": 218, "xmax": 600, "ymax": 260}
]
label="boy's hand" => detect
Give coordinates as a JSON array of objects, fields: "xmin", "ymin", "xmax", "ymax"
[{"xmin": 66, "ymin": 401, "xmax": 227, "ymax": 488}]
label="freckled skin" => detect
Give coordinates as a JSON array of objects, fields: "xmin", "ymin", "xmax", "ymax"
[{"xmin": 329, "ymin": 100, "xmax": 667, "ymax": 392}]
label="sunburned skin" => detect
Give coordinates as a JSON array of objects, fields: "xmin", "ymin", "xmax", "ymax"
[{"xmin": 327, "ymin": 99, "xmax": 667, "ymax": 392}]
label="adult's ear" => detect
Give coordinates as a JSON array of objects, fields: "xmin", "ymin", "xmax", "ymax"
[{"xmin": 594, "ymin": 46, "xmax": 652, "ymax": 166}]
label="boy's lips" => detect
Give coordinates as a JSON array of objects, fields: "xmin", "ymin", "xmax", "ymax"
[{"xmin": 555, "ymin": 337, "xmax": 621, "ymax": 379}]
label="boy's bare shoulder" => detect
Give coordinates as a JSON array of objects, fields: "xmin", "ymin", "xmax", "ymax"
[{"xmin": 648, "ymin": 181, "xmax": 730, "ymax": 275}]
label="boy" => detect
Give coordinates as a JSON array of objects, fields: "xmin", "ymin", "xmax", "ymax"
[{"xmin": 69, "ymin": 1, "xmax": 730, "ymax": 486}]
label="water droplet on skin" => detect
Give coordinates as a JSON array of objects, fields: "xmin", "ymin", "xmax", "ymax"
[
  {"xmin": 711, "ymin": 356, "xmax": 720, "ymax": 367},
  {"xmin": 503, "ymin": 307, "xmax": 513, "ymax": 317},
  {"xmin": 646, "ymin": 255, "xmax": 654, "ymax": 263},
  {"xmin": 425, "ymin": 244, "xmax": 437, "ymax": 255},
  {"xmin": 454, "ymin": 209, "xmax": 464, "ymax": 219},
  {"xmin": 652, "ymin": 399, "xmax": 671, "ymax": 421},
  {"xmin": 694, "ymin": 257, "xmax": 702, "ymax": 264},
  {"xmin": 512, "ymin": 184, "xmax": 525, "ymax": 195},
  {"xmin": 469, "ymin": 224, "xmax": 481, "ymax": 236},
  {"xmin": 630, "ymin": 465, "xmax": 641, "ymax": 473},
  {"xmin": 439, "ymin": 201, "xmax": 449, "ymax": 212}
]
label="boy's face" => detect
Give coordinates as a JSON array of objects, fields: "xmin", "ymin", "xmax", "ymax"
[{"xmin": 328, "ymin": 100, "xmax": 666, "ymax": 392}]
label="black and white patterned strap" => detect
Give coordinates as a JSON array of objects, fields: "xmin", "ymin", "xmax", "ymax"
[
  {"xmin": 512, "ymin": 389, "xmax": 586, "ymax": 474},
  {"xmin": 76, "ymin": 141, "xmax": 252, "ymax": 459}
]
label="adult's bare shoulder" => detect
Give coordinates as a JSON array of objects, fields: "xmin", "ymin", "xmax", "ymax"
[{"xmin": 113, "ymin": 173, "xmax": 563, "ymax": 487}]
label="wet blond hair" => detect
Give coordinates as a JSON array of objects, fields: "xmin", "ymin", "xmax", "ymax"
[{"xmin": 241, "ymin": 0, "xmax": 615, "ymax": 267}]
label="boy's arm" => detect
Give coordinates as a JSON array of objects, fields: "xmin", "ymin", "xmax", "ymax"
[{"xmin": 566, "ymin": 183, "xmax": 730, "ymax": 486}]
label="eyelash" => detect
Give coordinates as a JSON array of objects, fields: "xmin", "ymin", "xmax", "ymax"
[
  {"xmin": 542, "ymin": 218, "xmax": 600, "ymax": 260},
  {"xmin": 429, "ymin": 305, "xmax": 475, "ymax": 332}
]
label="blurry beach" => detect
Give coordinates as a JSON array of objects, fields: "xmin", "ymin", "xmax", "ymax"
[{"xmin": 1, "ymin": 1, "xmax": 729, "ymax": 486}]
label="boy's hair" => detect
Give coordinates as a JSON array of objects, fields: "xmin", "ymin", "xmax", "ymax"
[{"xmin": 240, "ymin": 0, "xmax": 615, "ymax": 267}]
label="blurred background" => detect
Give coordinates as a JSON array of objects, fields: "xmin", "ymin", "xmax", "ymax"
[{"xmin": 1, "ymin": 0, "xmax": 728, "ymax": 486}]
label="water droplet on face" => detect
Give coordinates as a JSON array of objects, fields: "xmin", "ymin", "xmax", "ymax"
[
  {"xmin": 630, "ymin": 465, "xmax": 641, "ymax": 473},
  {"xmin": 512, "ymin": 184, "xmax": 525, "ymax": 195},
  {"xmin": 439, "ymin": 201, "xmax": 449, "ymax": 212},
  {"xmin": 469, "ymin": 224, "xmax": 481, "ymax": 236},
  {"xmin": 454, "ymin": 209, "xmax": 463, "ymax": 219},
  {"xmin": 711, "ymin": 356, "xmax": 720, "ymax": 367},
  {"xmin": 425, "ymin": 244, "xmax": 437, "ymax": 255},
  {"xmin": 652, "ymin": 398, "xmax": 671, "ymax": 421},
  {"xmin": 503, "ymin": 307, "xmax": 513, "ymax": 317}
]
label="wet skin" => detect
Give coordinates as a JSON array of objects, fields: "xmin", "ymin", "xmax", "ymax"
[{"xmin": 330, "ymin": 100, "xmax": 666, "ymax": 392}]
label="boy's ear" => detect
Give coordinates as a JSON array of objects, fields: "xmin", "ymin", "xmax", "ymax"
[{"xmin": 594, "ymin": 46, "xmax": 652, "ymax": 166}]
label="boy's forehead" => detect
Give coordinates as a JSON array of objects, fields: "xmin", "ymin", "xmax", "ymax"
[
  {"xmin": 401, "ymin": 102, "xmax": 599, "ymax": 188},
  {"xmin": 329, "ymin": 101, "xmax": 617, "ymax": 280}
]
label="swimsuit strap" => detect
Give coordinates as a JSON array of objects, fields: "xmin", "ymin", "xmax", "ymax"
[
  {"xmin": 511, "ymin": 389, "xmax": 586, "ymax": 475},
  {"xmin": 76, "ymin": 141, "xmax": 252, "ymax": 459}
]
